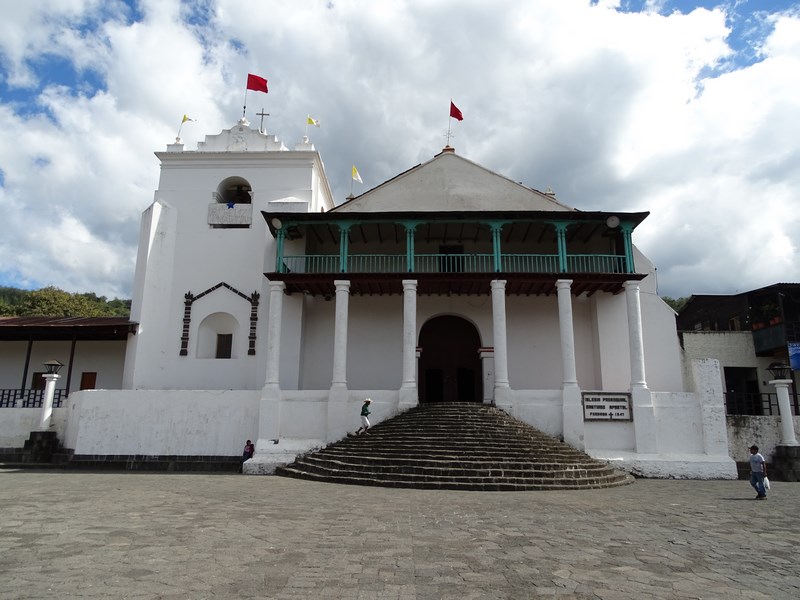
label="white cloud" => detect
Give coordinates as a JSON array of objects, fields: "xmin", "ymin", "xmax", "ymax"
[{"xmin": 0, "ymin": 0, "xmax": 798, "ymax": 300}]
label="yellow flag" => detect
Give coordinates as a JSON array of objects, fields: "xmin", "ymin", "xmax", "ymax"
[
  {"xmin": 307, "ymin": 115, "xmax": 320, "ymax": 127},
  {"xmin": 352, "ymin": 165, "xmax": 362, "ymax": 184},
  {"xmin": 181, "ymin": 114, "xmax": 195, "ymax": 123}
]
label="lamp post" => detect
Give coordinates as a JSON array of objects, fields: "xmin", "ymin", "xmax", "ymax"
[
  {"xmin": 768, "ymin": 361, "xmax": 798, "ymax": 446},
  {"xmin": 38, "ymin": 360, "xmax": 63, "ymax": 431}
]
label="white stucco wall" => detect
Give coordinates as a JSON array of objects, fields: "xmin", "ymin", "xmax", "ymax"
[
  {"xmin": 727, "ymin": 415, "xmax": 800, "ymax": 463},
  {"xmin": 346, "ymin": 296, "xmax": 404, "ymax": 389},
  {"xmin": 64, "ymin": 390, "xmax": 259, "ymax": 455},
  {"xmin": 0, "ymin": 409, "xmax": 68, "ymax": 447},
  {"xmin": 124, "ymin": 128, "xmax": 330, "ymax": 392}
]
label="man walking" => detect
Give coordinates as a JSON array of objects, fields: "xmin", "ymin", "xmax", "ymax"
[
  {"xmin": 355, "ymin": 398, "xmax": 372, "ymax": 436},
  {"xmin": 749, "ymin": 444, "xmax": 768, "ymax": 500}
]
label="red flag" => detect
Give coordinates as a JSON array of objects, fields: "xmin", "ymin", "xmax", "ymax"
[
  {"xmin": 247, "ymin": 73, "xmax": 268, "ymax": 93},
  {"xmin": 449, "ymin": 101, "xmax": 463, "ymax": 121}
]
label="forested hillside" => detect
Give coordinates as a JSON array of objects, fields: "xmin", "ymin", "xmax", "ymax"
[{"xmin": 0, "ymin": 286, "xmax": 130, "ymax": 317}]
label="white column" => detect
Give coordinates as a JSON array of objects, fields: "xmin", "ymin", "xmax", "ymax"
[
  {"xmin": 490, "ymin": 280, "xmax": 510, "ymax": 390},
  {"xmin": 556, "ymin": 279, "xmax": 578, "ymax": 386},
  {"xmin": 556, "ymin": 279, "xmax": 585, "ymax": 450},
  {"xmin": 38, "ymin": 373, "xmax": 60, "ymax": 430},
  {"xmin": 331, "ymin": 280, "xmax": 350, "ymax": 389},
  {"xmin": 624, "ymin": 280, "xmax": 657, "ymax": 453},
  {"xmin": 401, "ymin": 280, "xmax": 417, "ymax": 389},
  {"xmin": 398, "ymin": 280, "xmax": 419, "ymax": 410},
  {"xmin": 771, "ymin": 380, "xmax": 799, "ymax": 446},
  {"xmin": 624, "ymin": 281, "xmax": 647, "ymax": 389},
  {"xmin": 253, "ymin": 281, "xmax": 285, "ymax": 465},
  {"xmin": 264, "ymin": 281, "xmax": 285, "ymax": 387}
]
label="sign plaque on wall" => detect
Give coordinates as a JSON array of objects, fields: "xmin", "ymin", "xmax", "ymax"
[{"xmin": 582, "ymin": 393, "xmax": 632, "ymax": 421}]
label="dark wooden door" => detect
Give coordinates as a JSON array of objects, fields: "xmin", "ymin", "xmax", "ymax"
[{"xmin": 418, "ymin": 315, "xmax": 482, "ymax": 403}]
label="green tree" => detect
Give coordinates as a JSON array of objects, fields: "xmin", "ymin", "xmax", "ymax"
[
  {"xmin": 0, "ymin": 286, "xmax": 131, "ymax": 317},
  {"xmin": 662, "ymin": 296, "xmax": 690, "ymax": 313},
  {"xmin": 17, "ymin": 286, "xmax": 110, "ymax": 317},
  {"xmin": 0, "ymin": 298, "xmax": 16, "ymax": 316}
]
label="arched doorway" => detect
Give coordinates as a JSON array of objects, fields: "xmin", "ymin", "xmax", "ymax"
[{"xmin": 418, "ymin": 315, "xmax": 482, "ymax": 403}]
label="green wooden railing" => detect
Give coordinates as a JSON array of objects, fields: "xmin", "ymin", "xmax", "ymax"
[
  {"xmin": 566, "ymin": 254, "xmax": 627, "ymax": 273},
  {"xmin": 415, "ymin": 254, "xmax": 494, "ymax": 273},
  {"xmin": 502, "ymin": 254, "xmax": 560, "ymax": 273},
  {"xmin": 279, "ymin": 253, "xmax": 629, "ymax": 275},
  {"xmin": 348, "ymin": 254, "xmax": 408, "ymax": 273}
]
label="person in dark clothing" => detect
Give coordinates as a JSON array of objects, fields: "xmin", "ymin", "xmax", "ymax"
[
  {"xmin": 355, "ymin": 398, "xmax": 372, "ymax": 436},
  {"xmin": 240, "ymin": 439, "xmax": 255, "ymax": 472}
]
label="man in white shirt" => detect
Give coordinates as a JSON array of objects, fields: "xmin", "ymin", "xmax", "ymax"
[{"xmin": 749, "ymin": 445, "xmax": 768, "ymax": 500}]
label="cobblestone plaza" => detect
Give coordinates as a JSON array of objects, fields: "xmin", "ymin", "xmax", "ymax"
[{"xmin": 1, "ymin": 472, "xmax": 798, "ymax": 599}]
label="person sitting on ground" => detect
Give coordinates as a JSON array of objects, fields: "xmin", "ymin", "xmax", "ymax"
[{"xmin": 240, "ymin": 439, "xmax": 255, "ymax": 472}]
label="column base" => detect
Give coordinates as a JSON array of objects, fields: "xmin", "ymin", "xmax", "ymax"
[
  {"xmin": 258, "ymin": 385, "xmax": 281, "ymax": 442},
  {"xmin": 398, "ymin": 386, "xmax": 418, "ymax": 411},
  {"xmin": 326, "ymin": 386, "xmax": 350, "ymax": 442},
  {"xmin": 562, "ymin": 384, "xmax": 585, "ymax": 451},
  {"xmin": 631, "ymin": 386, "xmax": 657, "ymax": 454},
  {"xmin": 770, "ymin": 445, "xmax": 800, "ymax": 482}
]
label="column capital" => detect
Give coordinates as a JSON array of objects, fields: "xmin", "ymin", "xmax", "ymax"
[
  {"xmin": 334, "ymin": 280, "xmax": 351, "ymax": 292},
  {"xmin": 556, "ymin": 279, "xmax": 573, "ymax": 289},
  {"xmin": 623, "ymin": 280, "xmax": 640, "ymax": 291},
  {"xmin": 402, "ymin": 279, "xmax": 418, "ymax": 291},
  {"xmin": 490, "ymin": 279, "xmax": 507, "ymax": 290},
  {"xmin": 268, "ymin": 281, "xmax": 286, "ymax": 293},
  {"xmin": 486, "ymin": 221, "xmax": 507, "ymax": 232}
]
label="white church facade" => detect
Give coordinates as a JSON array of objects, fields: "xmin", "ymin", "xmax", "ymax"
[{"xmin": 2, "ymin": 119, "xmax": 737, "ymax": 479}]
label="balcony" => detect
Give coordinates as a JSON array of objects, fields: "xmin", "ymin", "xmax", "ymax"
[
  {"xmin": 279, "ymin": 252, "xmax": 626, "ymax": 275},
  {"xmin": 208, "ymin": 203, "xmax": 252, "ymax": 227},
  {"xmin": 752, "ymin": 323, "xmax": 787, "ymax": 355}
]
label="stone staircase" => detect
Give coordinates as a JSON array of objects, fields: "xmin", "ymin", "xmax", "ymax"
[{"xmin": 276, "ymin": 403, "xmax": 633, "ymax": 491}]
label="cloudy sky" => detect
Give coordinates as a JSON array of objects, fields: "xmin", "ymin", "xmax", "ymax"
[{"xmin": 0, "ymin": 0, "xmax": 798, "ymax": 300}]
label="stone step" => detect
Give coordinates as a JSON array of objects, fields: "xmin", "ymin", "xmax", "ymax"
[
  {"xmin": 276, "ymin": 403, "xmax": 633, "ymax": 491},
  {"xmin": 295, "ymin": 456, "xmax": 622, "ymax": 478},
  {"xmin": 277, "ymin": 467, "xmax": 632, "ymax": 491},
  {"xmin": 322, "ymin": 447, "xmax": 592, "ymax": 462}
]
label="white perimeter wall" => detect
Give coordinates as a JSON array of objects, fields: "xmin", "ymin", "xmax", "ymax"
[
  {"xmin": 63, "ymin": 390, "xmax": 259, "ymax": 455},
  {"xmin": 727, "ymin": 415, "xmax": 800, "ymax": 463},
  {"xmin": 0, "ymin": 409, "xmax": 69, "ymax": 447}
]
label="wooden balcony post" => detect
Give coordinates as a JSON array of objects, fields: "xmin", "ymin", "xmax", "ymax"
[
  {"xmin": 552, "ymin": 221, "xmax": 569, "ymax": 272},
  {"xmin": 274, "ymin": 227, "xmax": 285, "ymax": 272},
  {"xmin": 402, "ymin": 222, "xmax": 418, "ymax": 272},
  {"xmin": 621, "ymin": 222, "xmax": 634, "ymax": 273},
  {"xmin": 489, "ymin": 222, "xmax": 504, "ymax": 272},
  {"xmin": 338, "ymin": 223, "xmax": 352, "ymax": 273}
]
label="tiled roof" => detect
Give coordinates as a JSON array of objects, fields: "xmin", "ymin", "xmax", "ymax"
[{"xmin": 0, "ymin": 316, "xmax": 136, "ymax": 341}]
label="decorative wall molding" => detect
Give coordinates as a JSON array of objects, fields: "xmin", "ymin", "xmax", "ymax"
[{"xmin": 180, "ymin": 282, "xmax": 260, "ymax": 356}]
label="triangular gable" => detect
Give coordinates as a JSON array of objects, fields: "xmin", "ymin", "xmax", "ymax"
[{"xmin": 333, "ymin": 150, "xmax": 573, "ymax": 213}]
